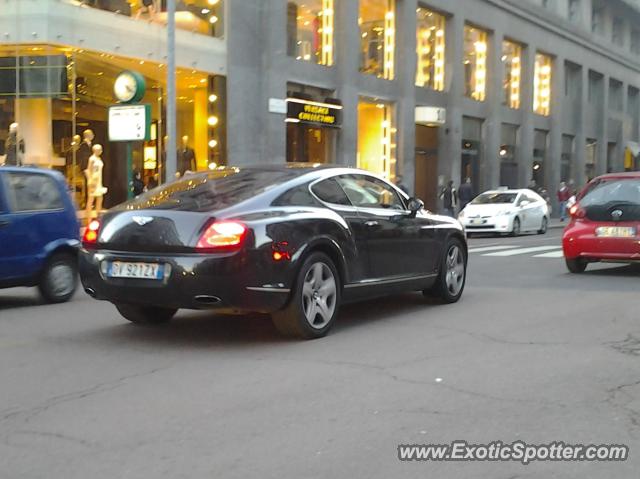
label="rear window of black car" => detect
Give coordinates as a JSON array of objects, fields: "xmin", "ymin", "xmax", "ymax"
[
  {"xmin": 121, "ymin": 169, "xmax": 299, "ymax": 212},
  {"xmin": 581, "ymin": 179, "xmax": 640, "ymax": 206},
  {"xmin": 311, "ymin": 178, "xmax": 351, "ymax": 206}
]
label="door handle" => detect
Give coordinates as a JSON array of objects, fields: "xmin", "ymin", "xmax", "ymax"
[{"xmin": 365, "ymin": 220, "xmax": 379, "ymax": 227}]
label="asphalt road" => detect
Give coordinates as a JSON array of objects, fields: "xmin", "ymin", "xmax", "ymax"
[{"xmin": 1, "ymin": 227, "xmax": 639, "ymax": 479}]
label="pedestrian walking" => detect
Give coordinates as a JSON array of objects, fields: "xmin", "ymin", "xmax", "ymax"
[
  {"xmin": 458, "ymin": 177, "xmax": 474, "ymax": 211},
  {"xmin": 557, "ymin": 181, "xmax": 571, "ymax": 222},
  {"xmin": 132, "ymin": 170, "xmax": 146, "ymax": 197},
  {"xmin": 439, "ymin": 180, "xmax": 458, "ymax": 217}
]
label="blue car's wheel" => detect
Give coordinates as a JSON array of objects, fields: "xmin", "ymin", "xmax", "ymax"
[{"xmin": 39, "ymin": 253, "xmax": 78, "ymax": 303}]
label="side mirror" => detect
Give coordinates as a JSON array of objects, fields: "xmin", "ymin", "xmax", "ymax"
[{"xmin": 407, "ymin": 198, "xmax": 424, "ymax": 216}]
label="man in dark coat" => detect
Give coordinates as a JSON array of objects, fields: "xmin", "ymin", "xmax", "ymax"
[
  {"xmin": 458, "ymin": 177, "xmax": 474, "ymax": 211},
  {"xmin": 178, "ymin": 135, "xmax": 196, "ymax": 176}
]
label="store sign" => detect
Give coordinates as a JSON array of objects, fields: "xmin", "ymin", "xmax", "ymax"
[
  {"xmin": 286, "ymin": 98, "xmax": 342, "ymax": 128},
  {"xmin": 108, "ymin": 104, "xmax": 152, "ymax": 142},
  {"xmin": 415, "ymin": 106, "xmax": 446, "ymax": 126}
]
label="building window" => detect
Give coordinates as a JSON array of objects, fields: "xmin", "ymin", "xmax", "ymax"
[
  {"xmin": 357, "ymin": 100, "xmax": 396, "ymax": 179},
  {"xmin": 463, "ymin": 25, "xmax": 488, "ymax": 102},
  {"xmin": 568, "ymin": 0, "xmax": 580, "ymax": 22},
  {"xmin": 588, "ymin": 70, "xmax": 603, "ymax": 105},
  {"xmin": 561, "ymin": 135, "xmax": 574, "ymax": 182},
  {"xmin": 609, "ymin": 79, "xmax": 623, "ymax": 111},
  {"xmin": 533, "ymin": 53, "xmax": 552, "ymax": 116},
  {"xmin": 500, "ymin": 124, "xmax": 519, "ymax": 188},
  {"xmin": 416, "ymin": 7, "xmax": 445, "ymax": 91},
  {"xmin": 591, "ymin": 7, "xmax": 603, "ymax": 34},
  {"xmin": 359, "ymin": 0, "xmax": 395, "ymax": 80},
  {"xmin": 286, "ymin": 0, "xmax": 334, "ymax": 66},
  {"xmin": 502, "ymin": 40, "xmax": 522, "ymax": 109},
  {"xmin": 631, "ymin": 29, "xmax": 640, "ymax": 55},
  {"xmin": 612, "ymin": 17, "xmax": 624, "ymax": 46},
  {"xmin": 66, "ymin": 0, "xmax": 225, "ymax": 38}
]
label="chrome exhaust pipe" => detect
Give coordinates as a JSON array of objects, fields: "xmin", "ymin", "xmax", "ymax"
[{"xmin": 194, "ymin": 295, "xmax": 222, "ymax": 306}]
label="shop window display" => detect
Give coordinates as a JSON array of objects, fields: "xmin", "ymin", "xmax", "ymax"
[
  {"xmin": 287, "ymin": 0, "xmax": 334, "ymax": 66},
  {"xmin": 416, "ymin": 7, "xmax": 445, "ymax": 91},
  {"xmin": 62, "ymin": 0, "xmax": 224, "ymax": 38},
  {"xmin": 357, "ymin": 100, "xmax": 396, "ymax": 180},
  {"xmin": 359, "ymin": 0, "xmax": 395, "ymax": 80},
  {"xmin": 0, "ymin": 44, "xmax": 225, "ymax": 208}
]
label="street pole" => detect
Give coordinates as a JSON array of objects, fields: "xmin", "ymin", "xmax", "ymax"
[{"xmin": 166, "ymin": 0, "xmax": 177, "ymax": 181}]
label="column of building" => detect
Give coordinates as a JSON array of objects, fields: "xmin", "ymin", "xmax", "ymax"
[
  {"xmin": 335, "ymin": 0, "xmax": 359, "ymax": 167},
  {"xmin": 396, "ymin": 0, "xmax": 418, "ymax": 192},
  {"xmin": 518, "ymin": 44, "xmax": 536, "ymax": 188},
  {"xmin": 438, "ymin": 13, "xmax": 464, "ymax": 192},
  {"xmin": 484, "ymin": 27, "xmax": 504, "ymax": 191},
  {"xmin": 596, "ymin": 74, "xmax": 610, "ymax": 176},
  {"xmin": 574, "ymin": 66, "xmax": 588, "ymax": 188},
  {"xmin": 547, "ymin": 54, "xmax": 565, "ymax": 210}
]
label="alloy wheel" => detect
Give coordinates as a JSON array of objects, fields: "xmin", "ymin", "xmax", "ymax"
[
  {"xmin": 302, "ymin": 262, "xmax": 337, "ymax": 329},
  {"xmin": 445, "ymin": 245, "xmax": 465, "ymax": 296}
]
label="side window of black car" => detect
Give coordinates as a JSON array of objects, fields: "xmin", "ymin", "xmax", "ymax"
[
  {"xmin": 272, "ymin": 184, "xmax": 320, "ymax": 207},
  {"xmin": 311, "ymin": 178, "xmax": 351, "ymax": 206},
  {"xmin": 5, "ymin": 172, "xmax": 64, "ymax": 212},
  {"xmin": 336, "ymin": 175, "xmax": 405, "ymax": 210}
]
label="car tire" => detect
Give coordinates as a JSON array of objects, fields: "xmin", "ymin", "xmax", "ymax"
[
  {"xmin": 271, "ymin": 252, "xmax": 341, "ymax": 339},
  {"xmin": 39, "ymin": 253, "xmax": 78, "ymax": 304},
  {"xmin": 511, "ymin": 217, "xmax": 521, "ymax": 237},
  {"xmin": 538, "ymin": 217, "xmax": 548, "ymax": 235},
  {"xmin": 566, "ymin": 258, "xmax": 587, "ymax": 274},
  {"xmin": 424, "ymin": 237, "xmax": 466, "ymax": 304},
  {"xmin": 115, "ymin": 303, "xmax": 177, "ymax": 325}
]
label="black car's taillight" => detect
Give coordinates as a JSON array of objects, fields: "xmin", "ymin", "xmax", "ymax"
[
  {"xmin": 83, "ymin": 219, "xmax": 101, "ymax": 247},
  {"xmin": 196, "ymin": 221, "xmax": 247, "ymax": 251}
]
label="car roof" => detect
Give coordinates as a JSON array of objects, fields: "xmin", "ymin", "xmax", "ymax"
[
  {"xmin": 480, "ymin": 189, "xmax": 527, "ymax": 195},
  {"xmin": 0, "ymin": 166, "xmax": 63, "ymax": 178},
  {"xmin": 591, "ymin": 171, "xmax": 640, "ymax": 181}
]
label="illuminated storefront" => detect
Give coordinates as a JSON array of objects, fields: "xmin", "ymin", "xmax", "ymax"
[
  {"xmin": 357, "ymin": 100, "xmax": 396, "ymax": 180},
  {"xmin": 416, "ymin": 7, "xmax": 445, "ymax": 91},
  {"xmin": 285, "ymin": 86, "xmax": 341, "ymax": 164},
  {"xmin": 0, "ymin": 44, "xmax": 225, "ymax": 206},
  {"xmin": 359, "ymin": 0, "xmax": 395, "ymax": 80},
  {"xmin": 463, "ymin": 25, "xmax": 488, "ymax": 102},
  {"xmin": 534, "ymin": 53, "xmax": 552, "ymax": 116},
  {"xmin": 286, "ymin": 0, "xmax": 334, "ymax": 66},
  {"xmin": 61, "ymin": 0, "xmax": 224, "ymax": 37},
  {"xmin": 502, "ymin": 40, "xmax": 522, "ymax": 109}
]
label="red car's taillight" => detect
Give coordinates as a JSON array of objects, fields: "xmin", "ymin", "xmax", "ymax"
[
  {"xmin": 569, "ymin": 204, "xmax": 586, "ymax": 219},
  {"xmin": 83, "ymin": 220, "xmax": 101, "ymax": 245},
  {"xmin": 196, "ymin": 221, "xmax": 247, "ymax": 250}
]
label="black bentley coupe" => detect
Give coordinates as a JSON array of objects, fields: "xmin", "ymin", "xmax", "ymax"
[{"xmin": 80, "ymin": 165, "xmax": 467, "ymax": 339}]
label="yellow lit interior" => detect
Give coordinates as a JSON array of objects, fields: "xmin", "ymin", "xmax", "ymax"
[
  {"xmin": 357, "ymin": 101, "xmax": 396, "ymax": 180},
  {"xmin": 416, "ymin": 8, "xmax": 445, "ymax": 90},
  {"xmin": 291, "ymin": 0, "xmax": 334, "ymax": 66},
  {"xmin": 321, "ymin": 0, "xmax": 334, "ymax": 66},
  {"xmin": 359, "ymin": 0, "xmax": 396, "ymax": 80},
  {"xmin": 503, "ymin": 40, "xmax": 522, "ymax": 109},
  {"xmin": 534, "ymin": 53, "xmax": 552, "ymax": 116},
  {"xmin": 464, "ymin": 26, "xmax": 487, "ymax": 102}
]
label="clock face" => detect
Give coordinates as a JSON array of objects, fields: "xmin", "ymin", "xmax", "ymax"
[{"xmin": 114, "ymin": 72, "xmax": 138, "ymax": 103}]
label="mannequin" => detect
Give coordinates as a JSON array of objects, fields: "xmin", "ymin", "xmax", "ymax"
[
  {"xmin": 178, "ymin": 135, "xmax": 196, "ymax": 176},
  {"xmin": 85, "ymin": 144, "xmax": 108, "ymax": 224},
  {"xmin": 5, "ymin": 123, "xmax": 25, "ymax": 166},
  {"xmin": 135, "ymin": 0, "xmax": 157, "ymax": 21}
]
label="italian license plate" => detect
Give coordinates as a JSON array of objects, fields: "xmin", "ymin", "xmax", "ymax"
[
  {"xmin": 595, "ymin": 226, "xmax": 636, "ymax": 238},
  {"xmin": 108, "ymin": 261, "xmax": 164, "ymax": 280},
  {"xmin": 470, "ymin": 218, "xmax": 483, "ymax": 225}
]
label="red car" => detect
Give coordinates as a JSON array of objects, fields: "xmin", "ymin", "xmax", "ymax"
[{"xmin": 563, "ymin": 172, "xmax": 640, "ymax": 273}]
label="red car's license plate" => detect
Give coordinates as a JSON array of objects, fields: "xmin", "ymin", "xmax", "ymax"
[{"xmin": 595, "ymin": 226, "xmax": 636, "ymax": 238}]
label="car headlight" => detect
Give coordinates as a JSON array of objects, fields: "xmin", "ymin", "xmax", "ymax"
[{"xmin": 496, "ymin": 210, "xmax": 512, "ymax": 217}]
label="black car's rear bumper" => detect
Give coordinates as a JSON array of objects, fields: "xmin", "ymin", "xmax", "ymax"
[{"xmin": 79, "ymin": 248, "xmax": 292, "ymax": 313}]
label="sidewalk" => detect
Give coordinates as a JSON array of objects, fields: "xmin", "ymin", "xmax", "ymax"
[{"xmin": 549, "ymin": 218, "xmax": 568, "ymax": 229}]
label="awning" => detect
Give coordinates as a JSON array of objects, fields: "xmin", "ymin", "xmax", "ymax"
[{"xmin": 627, "ymin": 141, "xmax": 640, "ymax": 157}]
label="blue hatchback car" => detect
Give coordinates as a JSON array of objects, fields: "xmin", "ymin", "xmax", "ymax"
[{"xmin": 0, "ymin": 167, "xmax": 80, "ymax": 303}]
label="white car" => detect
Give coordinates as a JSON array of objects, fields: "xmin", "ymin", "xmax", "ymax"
[{"xmin": 458, "ymin": 189, "xmax": 550, "ymax": 236}]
